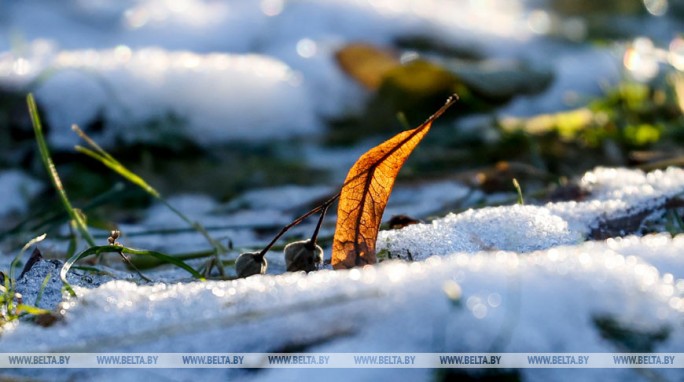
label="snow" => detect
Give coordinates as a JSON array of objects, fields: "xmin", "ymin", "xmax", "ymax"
[
  {"xmin": 551, "ymin": 167, "xmax": 684, "ymax": 234},
  {"xmin": 379, "ymin": 167, "xmax": 684, "ymax": 259},
  {"xmin": 0, "ymin": 170, "xmax": 43, "ymax": 217},
  {"xmin": 0, "ymin": 0, "xmax": 630, "ymax": 149},
  {"xmin": 3, "ymin": 235, "xmax": 684, "ymax": 381},
  {"xmin": 1, "ymin": 43, "xmax": 317, "ymax": 148},
  {"xmin": 1, "ymin": 1, "xmax": 683, "ymax": 381},
  {"xmin": 224, "ymin": 184, "xmax": 334, "ymax": 211},
  {"xmin": 499, "ymin": 45, "xmax": 621, "ymax": 116},
  {"xmin": 379, "ymin": 204, "xmax": 582, "ymax": 258},
  {"xmin": 383, "ymin": 180, "xmax": 475, "ymax": 219},
  {"xmin": 2, "ymin": 166, "xmax": 684, "ymax": 382}
]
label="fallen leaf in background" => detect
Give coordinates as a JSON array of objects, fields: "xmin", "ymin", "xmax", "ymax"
[{"xmin": 335, "ymin": 42, "xmax": 400, "ymax": 90}]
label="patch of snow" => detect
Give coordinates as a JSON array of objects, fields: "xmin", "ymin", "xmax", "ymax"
[
  {"xmin": 1, "ymin": 166, "xmax": 684, "ymax": 382},
  {"xmin": 120, "ymin": 194, "xmax": 273, "ymax": 253},
  {"xmin": 141, "ymin": 194, "xmax": 219, "ymax": 227},
  {"xmin": 224, "ymin": 184, "xmax": 334, "ymax": 212},
  {"xmin": 500, "ymin": 45, "xmax": 622, "ymax": 116},
  {"xmin": 1, "ymin": 234, "xmax": 683, "ymax": 382},
  {"xmin": 14, "ymin": 258, "xmax": 117, "ymax": 310},
  {"xmin": 379, "ymin": 204, "xmax": 581, "ymax": 258},
  {"xmin": 0, "ymin": 44, "xmax": 317, "ymax": 149},
  {"xmin": 380, "ymin": 167, "xmax": 684, "ymax": 259},
  {"xmin": 384, "ymin": 180, "xmax": 475, "ymax": 219},
  {"xmin": 551, "ymin": 167, "xmax": 684, "ymax": 234},
  {"xmin": 0, "ymin": 170, "xmax": 43, "ymax": 217},
  {"xmin": 0, "ymin": 0, "xmax": 611, "ymax": 149}
]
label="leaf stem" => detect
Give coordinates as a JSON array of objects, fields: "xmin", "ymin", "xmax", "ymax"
[
  {"xmin": 306, "ymin": 202, "xmax": 330, "ymax": 250},
  {"xmin": 258, "ymin": 192, "xmax": 340, "ymax": 257}
]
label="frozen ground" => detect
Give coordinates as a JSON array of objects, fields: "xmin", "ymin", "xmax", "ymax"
[{"xmin": 1, "ymin": 167, "xmax": 683, "ymax": 382}]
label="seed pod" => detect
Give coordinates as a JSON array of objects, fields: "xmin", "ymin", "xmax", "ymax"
[
  {"xmin": 284, "ymin": 240, "xmax": 324, "ymax": 273},
  {"xmin": 235, "ymin": 252, "xmax": 267, "ymax": 278}
]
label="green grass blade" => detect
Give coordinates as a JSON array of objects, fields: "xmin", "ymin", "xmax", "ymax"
[
  {"xmin": 512, "ymin": 178, "xmax": 525, "ymax": 205},
  {"xmin": 61, "ymin": 245, "xmax": 205, "ymax": 296},
  {"xmin": 34, "ymin": 272, "xmax": 52, "ymax": 308},
  {"xmin": 128, "ymin": 248, "xmax": 216, "ymax": 270},
  {"xmin": 74, "ymin": 145, "xmax": 160, "ymax": 198},
  {"xmin": 72, "ymin": 126, "xmax": 227, "ymax": 274},
  {"xmin": 16, "ymin": 304, "xmax": 51, "ymax": 316},
  {"xmin": 27, "ymin": 94, "xmax": 96, "ymax": 247},
  {"xmin": 71, "ymin": 124, "xmax": 116, "ymax": 161},
  {"xmin": 66, "ymin": 221, "xmax": 79, "ymax": 259},
  {"xmin": 9, "ymin": 233, "xmax": 46, "ymax": 284}
]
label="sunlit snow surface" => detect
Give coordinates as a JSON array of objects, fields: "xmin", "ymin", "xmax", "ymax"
[
  {"xmin": 379, "ymin": 167, "xmax": 684, "ymax": 257},
  {"xmin": 2, "ymin": 167, "xmax": 684, "ymax": 382}
]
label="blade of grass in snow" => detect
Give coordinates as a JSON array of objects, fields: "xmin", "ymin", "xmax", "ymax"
[
  {"xmin": 27, "ymin": 94, "xmax": 96, "ymax": 247},
  {"xmin": 72, "ymin": 124, "xmax": 227, "ymax": 275},
  {"xmin": 15, "ymin": 304, "xmax": 51, "ymax": 316},
  {"xmin": 74, "ymin": 145, "xmax": 160, "ymax": 198},
  {"xmin": 3, "ymin": 234, "xmax": 46, "ymax": 325},
  {"xmin": 34, "ymin": 272, "xmax": 52, "ymax": 308},
  {"xmin": 66, "ymin": 221, "xmax": 78, "ymax": 259},
  {"xmin": 128, "ymin": 248, "xmax": 217, "ymax": 270},
  {"xmin": 71, "ymin": 265, "xmax": 122, "ymax": 279},
  {"xmin": 513, "ymin": 178, "xmax": 524, "ymax": 205},
  {"xmin": 9, "ymin": 233, "xmax": 46, "ymax": 285},
  {"xmin": 61, "ymin": 245, "xmax": 205, "ymax": 296}
]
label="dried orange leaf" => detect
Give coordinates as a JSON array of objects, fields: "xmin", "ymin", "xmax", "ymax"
[{"xmin": 332, "ymin": 96, "xmax": 458, "ymax": 269}]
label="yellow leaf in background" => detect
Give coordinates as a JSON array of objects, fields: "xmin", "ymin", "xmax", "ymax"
[{"xmin": 335, "ymin": 42, "xmax": 400, "ymax": 90}]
